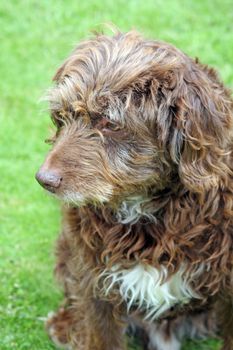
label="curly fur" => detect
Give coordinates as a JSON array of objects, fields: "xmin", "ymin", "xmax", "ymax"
[{"xmin": 36, "ymin": 30, "xmax": 233, "ymax": 350}]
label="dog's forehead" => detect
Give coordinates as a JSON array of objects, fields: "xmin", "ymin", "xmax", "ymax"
[
  {"xmin": 56, "ymin": 33, "xmax": 156, "ymax": 83},
  {"xmin": 48, "ymin": 32, "xmax": 185, "ymax": 123}
]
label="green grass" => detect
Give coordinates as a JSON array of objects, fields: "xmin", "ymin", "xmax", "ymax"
[{"xmin": 0, "ymin": 0, "xmax": 232, "ymax": 349}]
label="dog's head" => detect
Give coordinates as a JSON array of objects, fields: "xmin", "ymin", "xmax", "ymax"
[{"xmin": 36, "ymin": 31, "xmax": 233, "ymax": 207}]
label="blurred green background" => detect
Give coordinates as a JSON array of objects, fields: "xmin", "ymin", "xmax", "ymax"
[{"xmin": 0, "ymin": 1, "xmax": 232, "ymax": 349}]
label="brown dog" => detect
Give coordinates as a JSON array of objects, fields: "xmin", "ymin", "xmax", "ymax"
[{"xmin": 36, "ymin": 31, "xmax": 233, "ymax": 350}]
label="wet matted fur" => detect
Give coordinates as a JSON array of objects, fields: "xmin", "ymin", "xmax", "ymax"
[{"xmin": 36, "ymin": 31, "xmax": 233, "ymax": 349}]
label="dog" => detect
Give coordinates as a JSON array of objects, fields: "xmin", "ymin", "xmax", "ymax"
[{"xmin": 36, "ymin": 31, "xmax": 233, "ymax": 350}]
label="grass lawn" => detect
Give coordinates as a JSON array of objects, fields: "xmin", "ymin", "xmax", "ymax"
[{"xmin": 0, "ymin": 0, "xmax": 232, "ymax": 349}]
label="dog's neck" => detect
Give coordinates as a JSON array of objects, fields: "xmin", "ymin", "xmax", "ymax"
[
  {"xmin": 116, "ymin": 195, "xmax": 158, "ymax": 225},
  {"xmin": 82, "ymin": 182, "xmax": 184, "ymax": 226},
  {"xmin": 115, "ymin": 190, "xmax": 171, "ymax": 225},
  {"xmin": 108, "ymin": 182, "xmax": 182, "ymax": 225}
]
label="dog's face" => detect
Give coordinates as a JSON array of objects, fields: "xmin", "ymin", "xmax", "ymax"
[
  {"xmin": 37, "ymin": 115, "xmax": 168, "ymax": 206},
  {"xmin": 36, "ymin": 96, "xmax": 170, "ymax": 206},
  {"xmin": 36, "ymin": 32, "xmax": 232, "ymax": 206}
]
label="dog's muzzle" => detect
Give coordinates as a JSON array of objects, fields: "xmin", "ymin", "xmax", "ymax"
[{"xmin": 35, "ymin": 170, "xmax": 62, "ymax": 193}]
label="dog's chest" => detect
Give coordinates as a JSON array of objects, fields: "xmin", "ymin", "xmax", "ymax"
[{"xmin": 101, "ymin": 264, "xmax": 199, "ymax": 320}]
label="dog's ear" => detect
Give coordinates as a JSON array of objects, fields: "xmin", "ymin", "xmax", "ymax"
[{"xmin": 158, "ymin": 64, "xmax": 233, "ymax": 193}]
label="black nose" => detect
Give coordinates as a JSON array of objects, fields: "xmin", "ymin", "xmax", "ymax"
[{"xmin": 35, "ymin": 170, "xmax": 62, "ymax": 193}]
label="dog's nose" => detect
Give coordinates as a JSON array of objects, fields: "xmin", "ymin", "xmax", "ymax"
[{"xmin": 35, "ymin": 170, "xmax": 62, "ymax": 193}]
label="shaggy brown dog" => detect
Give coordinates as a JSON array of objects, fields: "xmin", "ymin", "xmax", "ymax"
[{"xmin": 36, "ymin": 31, "xmax": 233, "ymax": 350}]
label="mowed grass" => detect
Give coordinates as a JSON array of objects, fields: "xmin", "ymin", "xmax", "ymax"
[{"xmin": 0, "ymin": 0, "xmax": 232, "ymax": 349}]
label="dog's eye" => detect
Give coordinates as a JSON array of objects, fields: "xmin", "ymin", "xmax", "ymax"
[
  {"xmin": 94, "ymin": 117, "xmax": 128, "ymax": 139},
  {"xmin": 45, "ymin": 129, "xmax": 61, "ymax": 144},
  {"xmin": 51, "ymin": 110, "xmax": 74, "ymax": 129},
  {"xmin": 45, "ymin": 135, "xmax": 56, "ymax": 145},
  {"xmin": 51, "ymin": 111, "xmax": 64, "ymax": 128},
  {"xmin": 45, "ymin": 128, "xmax": 62, "ymax": 145},
  {"xmin": 95, "ymin": 117, "xmax": 122, "ymax": 133}
]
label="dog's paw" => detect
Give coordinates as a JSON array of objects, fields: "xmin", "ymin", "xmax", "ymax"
[{"xmin": 46, "ymin": 308, "xmax": 73, "ymax": 350}]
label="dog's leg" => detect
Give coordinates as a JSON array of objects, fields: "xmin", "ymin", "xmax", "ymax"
[
  {"xmin": 217, "ymin": 295, "xmax": 233, "ymax": 350},
  {"xmin": 46, "ymin": 299, "xmax": 126, "ymax": 350},
  {"xmin": 85, "ymin": 299, "xmax": 127, "ymax": 350},
  {"xmin": 146, "ymin": 319, "xmax": 181, "ymax": 350},
  {"xmin": 46, "ymin": 230, "xmax": 126, "ymax": 349},
  {"xmin": 145, "ymin": 309, "xmax": 217, "ymax": 350},
  {"xmin": 46, "ymin": 305, "xmax": 81, "ymax": 350}
]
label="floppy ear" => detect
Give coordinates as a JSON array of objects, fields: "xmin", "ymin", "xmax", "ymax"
[{"xmin": 159, "ymin": 63, "xmax": 233, "ymax": 193}]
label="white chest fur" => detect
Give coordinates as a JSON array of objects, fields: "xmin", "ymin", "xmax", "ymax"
[{"xmin": 102, "ymin": 264, "xmax": 200, "ymax": 320}]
